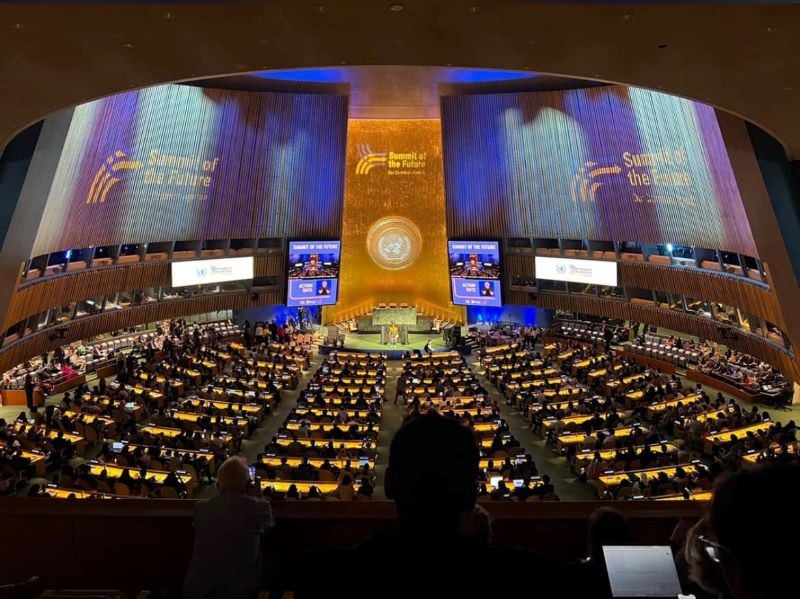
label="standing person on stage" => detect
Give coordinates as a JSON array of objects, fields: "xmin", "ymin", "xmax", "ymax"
[{"xmin": 424, "ymin": 340, "xmax": 433, "ymax": 356}]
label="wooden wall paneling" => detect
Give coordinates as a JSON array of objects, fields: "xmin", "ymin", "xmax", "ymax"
[
  {"xmin": 0, "ymin": 290, "xmax": 282, "ymax": 373},
  {"xmin": 533, "ymin": 293, "xmax": 799, "ymax": 380},
  {"xmin": 4, "ymin": 256, "xmax": 285, "ymax": 331},
  {"xmin": 618, "ymin": 262, "xmax": 785, "ymax": 330}
]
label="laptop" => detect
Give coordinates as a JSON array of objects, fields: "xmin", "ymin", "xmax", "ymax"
[{"xmin": 603, "ymin": 545, "xmax": 684, "ymax": 598}]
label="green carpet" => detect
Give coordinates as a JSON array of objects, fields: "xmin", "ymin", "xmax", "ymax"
[{"xmin": 340, "ymin": 332, "xmax": 447, "ymax": 351}]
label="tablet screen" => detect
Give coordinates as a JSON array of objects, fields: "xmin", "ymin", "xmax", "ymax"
[{"xmin": 603, "ymin": 545, "xmax": 682, "ymax": 598}]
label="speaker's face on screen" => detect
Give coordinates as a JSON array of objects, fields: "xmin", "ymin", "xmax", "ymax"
[{"xmin": 469, "ymin": 255, "xmax": 478, "ymax": 268}]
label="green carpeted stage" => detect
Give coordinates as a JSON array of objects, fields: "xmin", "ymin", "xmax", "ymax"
[{"xmin": 340, "ymin": 332, "xmax": 447, "ymax": 352}]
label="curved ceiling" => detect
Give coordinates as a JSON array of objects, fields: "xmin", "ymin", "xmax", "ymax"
[
  {"xmin": 199, "ymin": 66, "xmax": 603, "ymax": 118},
  {"xmin": 0, "ymin": 2, "xmax": 798, "ymax": 157}
]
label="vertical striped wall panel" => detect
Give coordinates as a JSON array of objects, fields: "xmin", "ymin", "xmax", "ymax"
[
  {"xmin": 32, "ymin": 85, "xmax": 348, "ymax": 256},
  {"xmin": 441, "ymin": 86, "xmax": 757, "ymax": 257}
]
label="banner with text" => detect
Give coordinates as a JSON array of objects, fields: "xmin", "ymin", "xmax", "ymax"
[{"xmin": 442, "ymin": 85, "xmax": 757, "ymax": 256}]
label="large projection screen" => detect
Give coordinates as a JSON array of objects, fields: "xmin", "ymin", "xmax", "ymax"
[
  {"xmin": 31, "ymin": 84, "xmax": 348, "ymax": 256},
  {"xmin": 441, "ymin": 85, "xmax": 758, "ymax": 257}
]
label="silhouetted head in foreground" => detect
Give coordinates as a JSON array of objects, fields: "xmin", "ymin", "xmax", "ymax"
[
  {"xmin": 586, "ymin": 507, "xmax": 630, "ymax": 563},
  {"xmin": 687, "ymin": 463, "xmax": 800, "ymax": 598},
  {"xmin": 386, "ymin": 411, "xmax": 479, "ymax": 534}
]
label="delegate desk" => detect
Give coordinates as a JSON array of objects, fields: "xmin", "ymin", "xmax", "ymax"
[
  {"xmin": 169, "ymin": 411, "xmax": 250, "ymax": 433},
  {"xmin": 116, "ymin": 384, "xmax": 165, "ymax": 408},
  {"xmin": 63, "ymin": 411, "xmax": 117, "ymax": 436},
  {"xmin": 87, "ymin": 462, "xmax": 193, "ymax": 492},
  {"xmin": 117, "ymin": 442, "xmax": 216, "ymax": 474},
  {"xmin": 261, "ymin": 455, "xmax": 376, "ymax": 470},
  {"xmin": 587, "ymin": 364, "xmax": 623, "ymax": 381},
  {"xmin": 285, "ymin": 421, "xmax": 374, "ymax": 434},
  {"xmin": 419, "ymin": 405, "xmax": 493, "ymax": 418},
  {"xmin": 573, "ymin": 443, "xmax": 679, "ymax": 472},
  {"xmin": 541, "ymin": 414, "xmax": 594, "ymax": 431},
  {"xmin": 275, "ymin": 436, "xmax": 371, "ymax": 450},
  {"xmin": 43, "ymin": 485, "xmax": 121, "ymax": 499},
  {"xmin": 259, "ymin": 478, "xmax": 361, "ymax": 495},
  {"xmin": 604, "ymin": 373, "xmax": 647, "ymax": 396},
  {"xmin": 598, "ymin": 462, "xmax": 702, "ymax": 489},
  {"xmin": 12, "ymin": 423, "xmax": 86, "ymax": 456},
  {"xmin": 138, "ymin": 373, "xmax": 185, "ymax": 396},
  {"xmin": 645, "ymin": 393, "xmax": 703, "ymax": 418},
  {"xmin": 0, "ymin": 442, "xmax": 47, "ymax": 476},
  {"xmin": 183, "ymin": 398, "xmax": 264, "ymax": 418},
  {"xmin": 293, "ymin": 407, "xmax": 379, "ymax": 419},
  {"xmin": 139, "ymin": 425, "xmax": 235, "ymax": 450},
  {"xmin": 742, "ymin": 443, "xmax": 798, "ymax": 465},
  {"xmin": 530, "ymin": 396, "xmax": 608, "ymax": 413},
  {"xmin": 651, "ymin": 490, "xmax": 713, "ymax": 501},
  {"xmin": 484, "ymin": 477, "xmax": 544, "ymax": 493},
  {"xmin": 556, "ymin": 425, "xmax": 648, "ymax": 454},
  {"xmin": 703, "ymin": 421, "xmax": 773, "ymax": 455},
  {"xmin": 81, "ymin": 394, "xmax": 144, "ymax": 421}
]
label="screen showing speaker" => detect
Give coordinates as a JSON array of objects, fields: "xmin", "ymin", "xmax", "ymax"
[
  {"xmin": 287, "ymin": 241, "xmax": 341, "ymax": 307},
  {"xmin": 171, "ymin": 256, "xmax": 254, "ymax": 288},
  {"xmin": 535, "ymin": 256, "xmax": 618, "ymax": 287},
  {"xmin": 448, "ymin": 240, "xmax": 502, "ymax": 307}
]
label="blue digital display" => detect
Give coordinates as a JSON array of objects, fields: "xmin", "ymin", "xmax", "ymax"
[
  {"xmin": 448, "ymin": 240, "xmax": 502, "ymax": 307},
  {"xmin": 287, "ymin": 241, "xmax": 341, "ymax": 307}
]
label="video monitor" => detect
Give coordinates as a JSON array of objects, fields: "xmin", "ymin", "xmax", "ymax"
[
  {"xmin": 448, "ymin": 240, "xmax": 502, "ymax": 307},
  {"xmin": 171, "ymin": 256, "xmax": 254, "ymax": 288},
  {"xmin": 287, "ymin": 241, "xmax": 341, "ymax": 307}
]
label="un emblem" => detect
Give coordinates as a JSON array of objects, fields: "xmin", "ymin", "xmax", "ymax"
[{"xmin": 366, "ymin": 216, "xmax": 422, "ymax": 270}]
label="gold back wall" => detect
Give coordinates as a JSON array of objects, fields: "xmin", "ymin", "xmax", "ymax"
[{"xmin": 325, "ymin": 119, "xmax": 462, "ymax": 324}]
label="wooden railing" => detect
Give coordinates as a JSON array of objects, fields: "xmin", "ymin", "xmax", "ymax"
[{"xmin": 0, "ymin": 498, "xmax": 706, "ymax": 593}]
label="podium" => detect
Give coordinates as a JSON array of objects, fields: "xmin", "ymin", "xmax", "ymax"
[
  {"xmin": 373, "ymin": 306, "xmax": 416, "ymax": 346},
  {"xmin": 380, "ymin": 325, "xmax": 408, "ymax": 345}
]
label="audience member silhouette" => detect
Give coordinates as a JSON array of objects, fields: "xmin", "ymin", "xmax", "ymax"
[
  {"xmin": 289, "ymin": 411, "xmax": 560, "ymax": 597},
  {"xmin": 685, "ymin": 463, "xmax": 800, "ymax": 598},
  {"xmin": 184, "ymin": 456, "xmax": 274, "ymax": 599}
]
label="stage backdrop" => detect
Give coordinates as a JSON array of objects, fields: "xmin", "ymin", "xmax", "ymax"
[
  {"xmin": 325, "ymin": 119, "xmax": 463, "ymax": 324},
  {"xmin": 441, "ymin": 85, "xmax": 758, "ymax": 257},
  {"xmin": 31, "ymin": 84, "xmax": 348, "ymax": 256}
]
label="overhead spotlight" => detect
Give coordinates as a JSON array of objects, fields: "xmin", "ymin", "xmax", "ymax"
[
  {"xmin": 666, "ymin": 244, "xmax": 673, "ymax": 253},
  {"xmin": 389, "ymin": 3, "xmax": 405, "ymax": 12}
]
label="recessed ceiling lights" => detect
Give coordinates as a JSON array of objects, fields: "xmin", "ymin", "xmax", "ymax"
[
  {"xmin": 389, "ymin": 3, "xmax": 405, "ymax": 12},
  {"xmin": 122, "ymin": 43, "xmax": 135, "ymax": 49},
  {"xmin": 315, "ymin": 5, "xmax": 328, "ymax": 13},
  {"xmin": 470, "ymin": 6, "xmax": 480, "ymax": 13}
]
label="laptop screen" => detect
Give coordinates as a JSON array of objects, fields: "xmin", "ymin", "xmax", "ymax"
[{"xmin": 602, "ymin": 545, "xmax": 682, "ymax": 598}]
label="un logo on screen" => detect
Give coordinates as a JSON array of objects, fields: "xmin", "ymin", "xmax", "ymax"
[
  {"xmin": 196, "ymin": 267, "xmax": 208, "ymax": 278},
  {"xmin": 366, "ymin": 216, "xmax": 422, "ymax": 271},
  {"xmin": 556, "ymin": 263, "xmax": 567, "ymax": 275}
]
